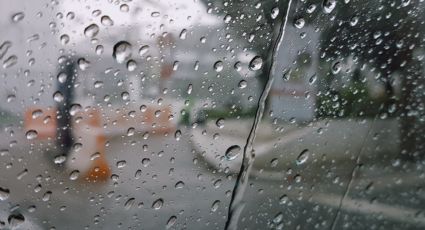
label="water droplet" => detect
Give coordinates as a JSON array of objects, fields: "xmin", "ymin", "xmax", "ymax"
[
  {"xmin": 175, "ymin": 181, "xmax": 185, "ymax": 189},
  {"xmin": 322, "ymin": 0, "xmax": 336, "ymax": 14},
  {"xmin": 95, "ymin": 45, "xmax": 104, "ymax": 55},
  {"xmin": 270, "ymin": 158, "xmax": 279, "ymax": 167},
  {"xmin": 84, "ymin": 23, "xmax": 99, "ymax": 38},
  {"xmin": 42, "ymin": 191, "xmax": 52, "ymax": 201},
  {"xmin": 211, "ymin": 200, "xmax": 220, "ymax": 212},
  {"xmin": 113, "ymin": 41, "xmax": 132, "ymax": 64},
  {"xmin": 69, "ymin": 170, "xmax": 80, "ymax": 180},
  {"xmin": 142, "ymin": 158, "xmax": 150, "ymax": 167},
  {"xmin": 309, "ymin": 74, "xmax": 317, "ymax": 85},
  {"xmin": 32, "ymin": 109, "xmax": 43, "ymax": 119},
  {"xmin": 213, "ymin": 179, "xmax": 222, "ymax": 188},
  {"xmin": 94, "ymin": 81, "xmax": 104, "ymax": 89},
  {"xmin": 238, "ymin": 80, "xmax": 247, "ymax": 89},
  {"xmin": 273, "ymin": 212, "xmax": 283, "ymax": 224},
  {"xmin": 224, "ymin": 14, "xmax": 232, "ymax": 23},
  {"xmin": 174, "ymin": 130, "xmax": 182, "ymax": 141},
  {"xmin": 90, "ymin": 152, "xmax": 100, "ymax": 161},
  {"xmin": 216, "ymin": 118, "xmax": 224, "ymax": 128},
  {"xmin": 152, "ymin": 198, "xmax": 164, "ymax": 210},
  {"xmin": 77, "ymin": 58, "xmax": 90, "ymax": 70},
  {"xmin": 187, "ymin": 84, "xmax": 193, "ymax": 95},
  {"xmin": 279, "ymin": 194, "xmax": 289, "ymax": 204},
  {"xmin": 11, "ymin": 12, "xmax": 25, "ymax": 22},
  {"xmin": 53, "ymin": 91, "xmax": 64, "ymax": 102},
  {"xmin": 100, "ymin": 15, "xmax": 114, "ymax": 26},
  {"xmin": 57, "ymin": 72, "xmax": 67, "ymax": 83},
  {"xmin": 213, "ymin": 61, "xmax": 224, "ymax": 72},
  {"xmin": 121, "ymin": 91, "xmax": 130, "ymax": 101},
  {"xmin": 296, "ymin": 149, "xmax": 310, "ymax": 165},
  {"xmin": 294, "ymin": 18, "xmax": 305, "ymax": 29},
  {"xmin": 127, "ymin": 60, "xmax": 137, "ymax": 71},
  {"xmin": 26, "ymin": 130, "xmax": 38, "ymax": 140},
  {"xmin": 3, "ymin": 55, "xmax": 18, "ymax": 68},
  {"xmin": 124, "ymin": 198, "xmax": 135, "ymax": 210},
  {"xmin": 225, "ymin": 145, "xmax": 241, "ymax": 161},
  {"xmin": 307, "ymin": 4, "xmax": 317, "ymax": 14},
  {"xmin": 350, "ymin": 16, "xmax": 359, "ymax": 26},
  {"xmin": 116, "ymin": 160, "xmax": 126, "ymax": 169},
  {"xmin": 60, "ymin": 34, "xmax": 70, "ymax": 45},
  {"xmin": 331, "ymin": 62, "xmax": 342, "ymax": 74},
  {"xmin": 120, "ymin": 4, "xmax": 129, "ymax": 12},
  {"xmin": 166, "ymin": 216, "xmax": 177, "ymax": 229},
  {"xmin": 0, "ymin": 187, "xmax": 10, "ymax": 201},
  {"xmin": 8, "ymin": 213, "xmax": 25, "ymax": 228},
  {"xmin": 69, "ymin": 104, "xmax": 82, "ymax": 116},
  {"xmin": 139, "ymin": 45, "xmax": 149, "ymax": 56},
  {"xmin": 249, "ymin": 56, "xmax": 263, "ymax": 71},
  {"xmin": 127, "ymin": 127, "xmax": 135, "ymax": 136},
  {"xmin": 234, "ymin": 62, "xmax": 242, "ymax": 71},
  {"xmin": 17, "ymin": 169, "xmax": 28, "ymax": 180},
  {"xmin": 179, "ymin": 29, "xmax": 187, "ymax": 39},
  {"xmin": 271, "ymin": 7, "xmax": 279, "ymax": 19},
  {"xmin": 54, "ymin": 155, "xmax": 67, "ymax": 164}
]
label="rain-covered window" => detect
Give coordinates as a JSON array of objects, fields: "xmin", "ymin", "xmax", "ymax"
[{"xmin": 0, "ymin": 0, "xmax": 424, "ymax": 229}]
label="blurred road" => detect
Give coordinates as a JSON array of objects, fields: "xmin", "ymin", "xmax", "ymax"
[{"xmin": 0, "ymin": 118, "xmax": 424, "ymax": 229}]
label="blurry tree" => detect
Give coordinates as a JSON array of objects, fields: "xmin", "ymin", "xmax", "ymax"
[{"xmin": 319, "ymin": 0, "xmax": 425, "ymax": 159}]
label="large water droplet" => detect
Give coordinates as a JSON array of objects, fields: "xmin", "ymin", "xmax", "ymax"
[
  {"xmin": 60, "ymin": 34, "xmax": 70, "ymax": 45},
  {"xmin": 11, "ymin": 12, "xmax": 25, "ymax": 22},
  {"xmin": 69, "ymin": 170, "xmax": 80, "ymax": 180},
  {"xmin": 175, "ymin": 181, "xmax": 185, "ymax": 189},
  {"xmin": 26, "ymin": 130, "xmax": 38, "ymax": 140},
  {"xmin": 152, "ymin": 198, "xmax": 164, "ymax": 210},
  {"xmin": 124, "ymin": 198, "xmax": 135, "ymax": 210},
  {"xmin": 42, "ymin": 191, "xmax": 52, "ymax": 201},
  {"xmin": 139, "ymin": 45, "xmax": 149, "ymax": 56},
  {"xmin": 214, "ymin": 61, "xmax": 224, "ymax": 72},
  {"xmin": 69, "ymin": 104, "xmax": 82, "ymax": 116},
  {"xmin": 57, "ymin": 72, "xmax": 67, "ymax": 83},
  {"xmin": 179, "ymin": 29, "xmax": 187, "ymax": 39},
  {"xmin": 113, "ymin": 41, "xmax": 132, "ymax": 64},
  {"xmin": 53, "ymin": 91, "xmax": 64, "ymax": 102},
  {"xmin": 84, "ymin": 23, "xmax": 99, "ymax": 38},
  {"xmin": 166, "ymin": 216, "xmax": 177, "ymax": 229},
  {"xmin": 294, "ymin": 18, "xmax": 305, "ymax": 29},
  {"xmin": 271, "ymin": 7, "xmax": 279, "ymax": 19},
  {"xmin": 225, "ymin": 145, "xmax": 241, "ymax": 161},
  {"xmin": 296, "ymin": 149, "xmax": 310, "ymax": 165},
  {"xmin": 77, "ymin": 58, "xmax": 90, "ymax": 70},
  {"xmin": 100, "ymin": 15, "xmax": 114, "ymax": 26},
  {"xmin": 249, "ymin": 56, "xmax": 263, "ymax": 71},
  {"xmin": 116, "ymin": 160, "xmax": 126, "ymax": 169},
  {"xmin": 322, "ymin": 0, "xmax": 336, "ymax": 14},
  {"xmin": 3, "ymin": 55, "xmax": 18, "ymax": 68},
  {"xmin": 211, "ymin": 200, "xmax": 220, "ymax": 212},
  {"xmin": 8, "ymin": 213, "xmax": 25, "ymax": 228},
  {"xmin": 0, "ymin": 187, "xmax": 10, "ymax": 201},
  {"xmin": 216, "ymin": 118, "xmax": 225, "ymax": 128},
  {"xmin": 127, "ymin": 60, "xmax": 137, "ymax": 71},
  {"xmin": 54, "ymin": 155, "xmax": 67, "ymax": 164}
]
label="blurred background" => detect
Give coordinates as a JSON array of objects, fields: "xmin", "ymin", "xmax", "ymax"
[{"xmin": 0, "ymin": 0, "xmax": 424, "ymax": 229}]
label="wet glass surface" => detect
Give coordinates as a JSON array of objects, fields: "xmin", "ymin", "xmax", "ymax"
[{"xmin": 0, "ymin": 0, "xmax": 424, "ymax": 229}]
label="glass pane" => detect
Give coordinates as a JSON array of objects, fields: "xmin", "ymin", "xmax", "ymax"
[{"xmin": 0, "ymin": 0, "xmax": 424, "ymax": 229}]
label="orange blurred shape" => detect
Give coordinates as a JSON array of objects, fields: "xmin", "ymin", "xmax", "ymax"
[
  {"xmin": 75, "ymin": 107, "xmax": 111, "ymax": 183},
  {"xmin": 24, "ymin": 107, "xmax": 57, "ymax": 140}
]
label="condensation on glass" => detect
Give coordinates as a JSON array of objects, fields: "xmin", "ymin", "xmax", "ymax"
[{"xmin": 0, "ymin": 0, "xmax": 424, "ymax": 229}]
